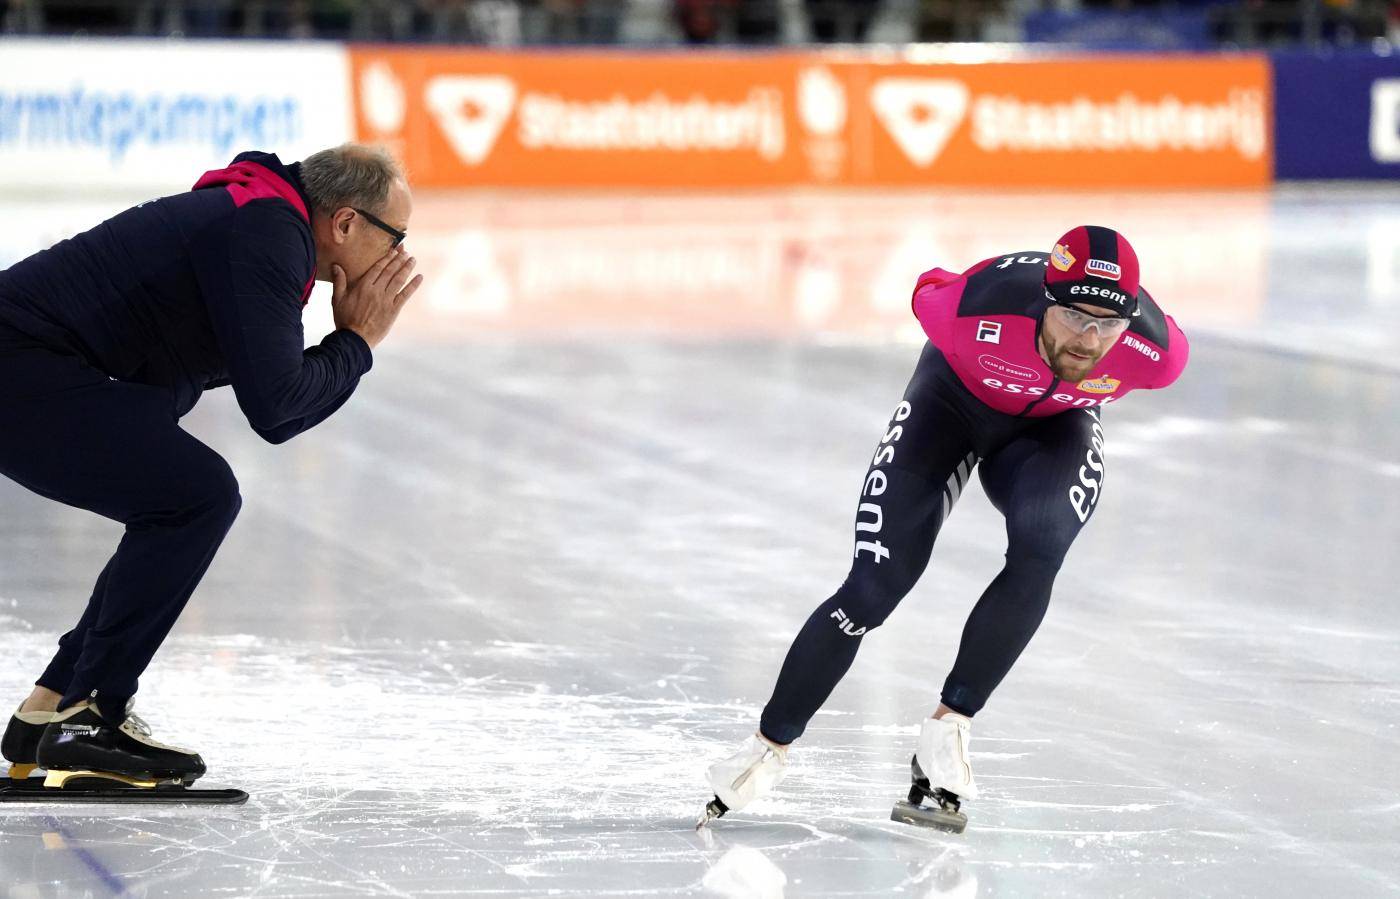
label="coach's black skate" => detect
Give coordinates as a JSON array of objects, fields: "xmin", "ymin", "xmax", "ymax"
[
  {"xmin": 1, "ymin": 707, "xmax": 54, "ymax": 780},
  {"xmin": 0, "ymin": 701, "xmax": 245, "ymax": 804},
  {"xmin": 36, "ymin": 701, "xmax": 205, "ymax": 782},
  {"xmin": 890, "ymin": 755, "xmax": 969, "ymax": 834}
]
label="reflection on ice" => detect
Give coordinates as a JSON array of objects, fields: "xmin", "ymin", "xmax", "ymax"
[{"xmin": 703, "ymin": 846, "xmax": 787, "ymax": 899}]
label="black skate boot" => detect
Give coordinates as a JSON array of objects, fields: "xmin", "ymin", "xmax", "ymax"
[
  {"xmin": 35, "ymin": 701, "xmax": 206, "ymax": 786},
  {"xmin": 2, "ymin": 707, "xmax": 55, "ymax": 780},
  {"xmin": 1, "ymin": 701, "xmax": 246, "ymax": 805},
  {"xmin": 890, "ymin": 755, "xmax": 969, "ymax": 834}
]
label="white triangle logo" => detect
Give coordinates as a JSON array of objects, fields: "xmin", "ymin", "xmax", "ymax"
[
  {"xmin": 870, "ymin": 78, "xmax": 970, "ymax": 168},
  {"xmin": 425, "ymin": 75, "xmax": 517, "ymax": 167}
]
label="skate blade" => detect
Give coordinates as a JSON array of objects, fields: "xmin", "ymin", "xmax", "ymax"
[
  {"xmin": 7, "ymin": 763, "xmax": 38, "ymax": 780},
  {"xmin": 0, "ymin": 775, "xmax": 248, "ymax": 805},
  {"xmin": 890, "ymin": 799, "xmax": 967, "ymax": 834},
  {"xmin": 695, "ymin": 796, "xmax": 727, "ymax": 830}
]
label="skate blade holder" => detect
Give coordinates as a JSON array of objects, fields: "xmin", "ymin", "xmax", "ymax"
[
  {"xmin": 890, "ymin": 798, "xmax": 968, "ymax": 833},
  {"xmin": 45, "ymin": 769, "xmax": 173, "ymax": 790},
  {"xmin": 696, "ymin": 796, "xmax": 729, "ymax": 829},
  {"xmin": 8, "ymin": 763, "xmax": 39, "ymax": 780},
  {"xmin": 891, "ymin": 785, "xmax": 968, "ymax": 834}
]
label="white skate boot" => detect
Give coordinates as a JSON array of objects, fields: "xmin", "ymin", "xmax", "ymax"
[
  {"xmin": 891, "ymin": 713, "xmax": 977, "ymax": 833},
  {"xmin": 697, "ymin": 733, "xmax": 789, "ymax": 828}
]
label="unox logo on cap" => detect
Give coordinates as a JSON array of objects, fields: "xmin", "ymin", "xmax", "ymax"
[{"xmin": 1085, "ymin": 258, "xmax": 1121, "ymax": 281}]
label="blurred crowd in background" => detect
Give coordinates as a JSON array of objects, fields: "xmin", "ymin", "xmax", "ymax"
[{"xmin": 3, "ymin": 0, "xmax": 1397, "ymax": 47}]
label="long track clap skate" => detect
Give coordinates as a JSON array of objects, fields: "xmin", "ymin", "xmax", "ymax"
[
  {"xmin": 0, "ymin": 703, "xmax": 246, "ymax": 805},
  {"xmin": 890, "ymin": 713, "xmax": 977, "ymax": 833},
  {"xmin": 890, "ymin": 755, "xmax": 967, "ymax": 833},
  {"xmin": 0, "ymin": 771, "xmax": 248, "ymax": 805},
  {"xmin": 697, "ymin": 733, "xmax": 789, "ymax": 829}
]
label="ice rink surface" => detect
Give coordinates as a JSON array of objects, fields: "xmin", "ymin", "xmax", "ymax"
[{"xmin": 2, "ymin": 186, "xmax": 1399, "ymax": 897}]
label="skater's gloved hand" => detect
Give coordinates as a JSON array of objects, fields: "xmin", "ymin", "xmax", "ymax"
[{"xmin": 331, "ymin": 245, "xmax": 422, "ymax": 349}]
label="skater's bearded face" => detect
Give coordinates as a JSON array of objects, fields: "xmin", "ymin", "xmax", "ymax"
[
  {"xmin": 314, "ymin": 177, "xmax": 414, "ymax": 286},
  {"xmin": 1038, "ymin": 302, "xmax": 1128, "ymax": 382}
]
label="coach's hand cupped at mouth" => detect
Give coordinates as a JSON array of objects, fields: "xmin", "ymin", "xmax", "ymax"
[{"xmin": 331, "ymin": 245, "xmax": 423, "ymax": 350}]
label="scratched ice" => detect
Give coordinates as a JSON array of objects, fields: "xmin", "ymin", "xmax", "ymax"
[{"xmin": 1, "ymin": 186, "xmax": 1399, "ymax": 897}]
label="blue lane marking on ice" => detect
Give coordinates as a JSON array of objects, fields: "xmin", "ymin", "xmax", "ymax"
[{"xmin": 45, "ymin": 816, "xmax": 128, "ymax": 897}]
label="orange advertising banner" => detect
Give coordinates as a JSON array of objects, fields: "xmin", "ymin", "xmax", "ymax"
[
  {"xmin": 348, "ymin": 48, "xmax": 1271, "ymax": 188},
  {"xmin": 856, "ymin": 56, "xmax": 1271, "ymax": 187}
]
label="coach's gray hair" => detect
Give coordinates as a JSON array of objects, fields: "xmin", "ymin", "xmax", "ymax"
[{"xmin": 300, "ymin": 144, "xmax": 403, "ymax": 216}]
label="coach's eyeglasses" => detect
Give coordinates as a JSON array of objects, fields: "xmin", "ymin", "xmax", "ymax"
[{"xmin": 353, "ymin": 207, "xmax": 406, "ymax": 248}]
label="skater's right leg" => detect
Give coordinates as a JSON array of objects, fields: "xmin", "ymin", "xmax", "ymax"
[
  {"xmin": 758, "ymin": 346, "xmax": 982, "ymax": 746},
  {"xmin": 0, "ymin": 338, "xmax": 240, "ymax": 738},
  {"xmin": 756, "ymin": 463, "xmax": 955, "ymax": 745}
]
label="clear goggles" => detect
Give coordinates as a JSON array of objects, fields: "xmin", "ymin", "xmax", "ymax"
[{"xmin": 1047, "ymin": 302, "xmax": 1131, "ymax": 338}]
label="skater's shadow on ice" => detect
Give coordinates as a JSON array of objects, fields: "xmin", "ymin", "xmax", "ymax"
[
  {"xmin": 701, "ymin": 846, "xmax": 786, "ymax": 899},
  {"xmin": 694, "ymin": 830, "xmax": 976, "ymax": 899}
]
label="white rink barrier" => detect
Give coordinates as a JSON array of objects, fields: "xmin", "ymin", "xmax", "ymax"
[{"xmin": 0, "ymin": 39, "xmax": 352, "ymax": 192}]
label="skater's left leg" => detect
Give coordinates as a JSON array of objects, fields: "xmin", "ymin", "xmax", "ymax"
[
  {"xmin": 940, "ymin": 408, "xmax": 1106, "ymax": 716},
  {"xmin": 897, "ymin": 409, "xmax": 1106, "ymax": 829},
  {"xmin": 30, "ymin": 558, "xmax": 116, "ymax": 707}
]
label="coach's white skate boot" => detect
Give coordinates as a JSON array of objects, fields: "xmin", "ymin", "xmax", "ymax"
[
  {"xmin": 697, "ymin": 733, "xmax": 789, "ymax": 828},
  {"xmin": 891, "ymin": 713, "xmax": 977, "ymax": 833}
]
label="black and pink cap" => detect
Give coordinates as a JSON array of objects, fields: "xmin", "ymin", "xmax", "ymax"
[{"xmin": 1044, "ymin": 225, "xmax": 1140, "ymax": 315}]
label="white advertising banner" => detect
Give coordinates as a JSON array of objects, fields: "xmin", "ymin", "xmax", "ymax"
[{"xmin": 0, "ymin": 38, "xmax": 352, "ymax": 191}]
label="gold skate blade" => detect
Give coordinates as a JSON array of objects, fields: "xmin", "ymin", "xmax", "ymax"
[
  {"xmin": 1, "ymin": 776, "xmax": 248, "ymax": 804},
  {"xmin": 7, "ymin": 763, "xmax": 38, "ymax": 780},
  {"xmin": 891, "ymin": 799, "xmax": 968, "ymax": 834},
  {"xmin": 44, "ymin": 769, "xmax": 163, "ymax": 790}
]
